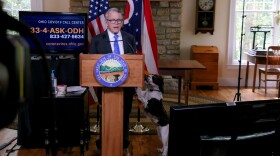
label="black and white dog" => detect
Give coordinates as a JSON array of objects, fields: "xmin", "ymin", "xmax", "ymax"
[{"xmin": 135, "ymin": 74, "xmax": 169, "ymax": 156}]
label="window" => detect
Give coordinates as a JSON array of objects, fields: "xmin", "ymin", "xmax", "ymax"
[
  {"xmin": 2, "ymin": 0, "xmax": 42, "ymax": 34},
  {"xmin": 2, "ymin": 0, "xmax": 42, "ymax": 19},
  {"xmin": 228, "ymin": 0, "xmax": 280, "ymax": 65}
]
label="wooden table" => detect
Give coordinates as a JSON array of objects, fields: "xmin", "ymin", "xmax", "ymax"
[
  {"xmin": 158, "ymin": 60, "xmax": 206, "ymax": 105},
  {"xmin": 245, "ymin": 53, "xmax": 267, "ymax": 92}
]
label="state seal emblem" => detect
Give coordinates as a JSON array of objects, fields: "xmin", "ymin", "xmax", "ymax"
[{"xmin": 94, "ymin": 53, "xmax": 129, "ymax": 87}]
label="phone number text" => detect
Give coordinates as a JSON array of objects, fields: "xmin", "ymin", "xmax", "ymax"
[{"xmin": 50, "ymin": 34, "xmax": 84, "ymax": 39}]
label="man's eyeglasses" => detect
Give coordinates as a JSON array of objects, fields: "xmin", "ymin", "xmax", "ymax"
[{"xmin": 106, "ymin": 19, "xmax": 123, "ymax": 24}]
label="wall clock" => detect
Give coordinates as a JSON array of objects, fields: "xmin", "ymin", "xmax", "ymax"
[{"xmin": 195, "ymin": 0, "xmax": 215, "ymax": 34}]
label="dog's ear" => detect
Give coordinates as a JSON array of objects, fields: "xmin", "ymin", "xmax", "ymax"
[
  {"xmin": 158, "ymin": 75, "xmax": 164, "ymax": 93},
  {"xmin": 152, "ymin": 75, "xmax": 164, "ymax": 93},
  {"xmin": 144, "ymin": 74, "xmax": 149, "ymax": 82}
]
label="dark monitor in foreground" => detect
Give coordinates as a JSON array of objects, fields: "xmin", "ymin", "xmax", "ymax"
[{"xmin": 168, "ymin": 100, "xmax": 280, "ymax": 156}]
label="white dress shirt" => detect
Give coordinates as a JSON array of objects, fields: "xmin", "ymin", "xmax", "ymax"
[{"xmin": 107, "ymin": 30, "xmax": 124, "ymax": 54}]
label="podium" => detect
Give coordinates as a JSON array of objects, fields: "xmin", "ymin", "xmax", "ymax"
[{"xmin": 79, "ymin": 54, "xmax": 144, "ymax": 156}]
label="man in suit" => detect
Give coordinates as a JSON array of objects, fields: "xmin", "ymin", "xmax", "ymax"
[{"xmin": 89, "ymin": 7, "xmax": 136, "ymax": 152}]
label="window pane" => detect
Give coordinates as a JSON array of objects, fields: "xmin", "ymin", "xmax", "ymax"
[
  {"xmin": 2, "ymin": 0, "xmax": 31, "ymax": 34},
  {"xmin": 265, "ymin": 2, "xmax": 274, "ymax": 10},
  {"xmin": 233, "ymin": 0, "xmax": 276, "ymax": 62},
  {"xmin": 255, "ymin": 3, "xmax": 264, "ymax": 10},
  {"xmin": 236, "ymin": 0, "xmax": 244, "ymax": 10},
  {"xmin": 246, "ymin": 2, "xmax": 255, "ymax": 10},
  {"xmin": 2, "ymin": 0, "xmax": 31, "ymax": 18}
]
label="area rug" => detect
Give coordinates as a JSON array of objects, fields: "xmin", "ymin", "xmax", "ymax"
[{"xmin": 90, "ymin": 95, "xmax": 224, "ymax": 135}]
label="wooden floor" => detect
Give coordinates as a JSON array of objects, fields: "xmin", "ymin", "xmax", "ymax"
[{"xmin": 0, "ymin": 86, "xmax": 279, "ymax": 156}]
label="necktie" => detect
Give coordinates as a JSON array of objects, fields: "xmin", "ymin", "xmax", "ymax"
[{"xmin": 114, "ymin": 34, "xmax": 120, "ymax": 54}]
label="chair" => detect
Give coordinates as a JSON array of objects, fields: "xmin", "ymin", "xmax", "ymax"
[{"xmin": 258, "ymin": 46, "xmax": 280, "ymax": 94}]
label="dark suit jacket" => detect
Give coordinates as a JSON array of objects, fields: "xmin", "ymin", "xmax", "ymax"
[{"xmin": 89, "ymin": 30, "xmax": 136, "ymax": 54}]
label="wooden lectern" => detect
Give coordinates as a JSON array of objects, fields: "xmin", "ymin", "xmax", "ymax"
[{"xmin": 79, "ymin": 54, "xmax": 144, "ymax": 156}]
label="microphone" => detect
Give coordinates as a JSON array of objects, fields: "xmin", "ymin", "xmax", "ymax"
[
  {"xmin": 107, "ymin": 39, "xmax": 136, "ymax": 54},
  {"xmin": 108, "ymin": 40, "xmax": 123, "ymax": 42},
  {"xmin": 126, "ymin": 42, "xmax": 136, "ymax": 54},
  {"xmin": 124, "ymin": 40, "xmax": 136, "ymax": 54}
]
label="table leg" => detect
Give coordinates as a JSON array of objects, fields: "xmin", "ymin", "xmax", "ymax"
[
  {"xmin": 185, "ymin": 82, "xmax": 189, "ymax": 105},
  {"xmin": 278, "ymin": 82, "xmax": 280, "ymax": 98},
  {"xmin": 80, "ymin": 129, "xmax": 84, "ymax": 156},
  {"xmin": 252, "ymin": 63, "xmax": 258, "ymax": 92},
  {"xmin": 178, "ymin": 77, "xmax": 182, "ymax": 104},
  {"xmin": 245, "ymin": 61, "xmax": 249, "ymax": 88},
  {"xmin": 184, "ymin": 71, "xmax": 190, "ymax": 105},
  {"xmin": 45, "ymin": 129, "xmax": 50, "ymax": 156}
]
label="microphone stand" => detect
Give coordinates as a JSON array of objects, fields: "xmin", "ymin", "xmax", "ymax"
[
  {"xmin": 129, "ymin": 95, "xmax": 150, "ymax": 133},
  {"xmin": 126, "ymin": 42, "xmax": 150, "ymax": 133},
  {"xmin": 234, "ymin": 0, "xmax": 246, "ymax": 102}
]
